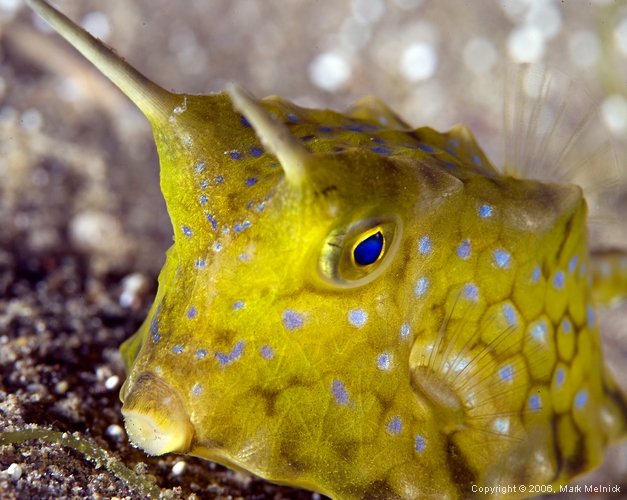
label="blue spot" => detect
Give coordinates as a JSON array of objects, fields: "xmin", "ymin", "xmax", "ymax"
[
  {"xmin": 232, "ymin": 301, "xmax": 245, "ymax": 310},
  {"xmin": 348, "ymin": 309, "xmax": 368, "ymax": 328},
  {"xmin": 415, "ymin": 435, "xmax": 426, "ymax": 452},
  {"xmin": 377, "ymin": 353, "xmax": 391, "ymax": 370},
  {"xmin": 192, "ymin": 384, "xmax": 202, "ymax": 396},
  {"xmin": 553, "ymin": 271, "xmax": 565, "ymax": 290},
  {"xmin": 249, "ymin": 146, "xmax": 263, "ymax": 157},
  {"xmin": 387, "ymin": 417, "xmax": 402, "ymax": 435},
  {"xmin": 418, "ymin": 144, "xmax": 435, "ymax": 153},
  {"xmin": 449, "ymin": 139, "xmax": 458, "ymax": 146},
  {"xmin": 493, "ymin": 249, "xmax": 511, "ymax": 269},
  {"xmin": 205, "ymin": 213, "xmax": 218, "ymax": 231},
  {"xmin": 444, "ymin": 147, "xmax": 457, "ymax": 156},
  {"xmin": 257, "ymin": 202, "xmax": 266, "ymax": 211},
  {"xmin": 232, "ymin": 341, "xmax": 244, "ymax": 358},
  {"xmin": 200, "ymin": 194, "xmax": 208, "ymax": 205},
  {"xmin": 568, "ymin": 255, "xmax": 579, "ymax": 274},
  {"xmin": 195, "ymin": 349, "xmax": 207, "ymax": 359},
  {"xmin": 216, "ymin": 340, "xmax": 245, "ymax": 366},
  {"xmin": 195, "ymin": 258, "xmax": 206, "ymax": 269},
  {"xmin": 240, "ymin": 115, "xmax": 251, "ymax": 127},
  {"xmin": 499, "ymin": 365, "xmax": 513, "ymax": 382},
  {"xmin": 216, "ymin": 175, "xmax": 224, "ymax": 183},
  {"xmin": 282, "ymin": 309, "xmax": 304, "ymax": 330},
  {"xmin": 172, "ymin": 345, "xmax": 184, "ymax": 354},
  {"xmin": 479, "ymin": 204, "xmax": 492, "ymax": 218},
  {"xmin": 444, "ymin": 162, "xmax": 458, "ymax": 170},
  {"xmin": 532, "ymin": 265, "xmax": 541, "ymax": 283},
  {"xmin": 555, "ymin": 368, "xmax": 565, "ymax": 387},
  {"xmin": 345, "ymin": 125, "xmax": 362, "ymax": 132},
  {"xmin": 415, "ymin": 277, "xmax": 429, "ymax": 297},
  {"xmin": 456, "ymin": 239, "xmax": 471, "ymax": 260},
  {"xmin": 299, "ymin": 134, "xmax": 315, "ymax": 142},
  {"xmin": 235, "ymin": 221, "xmax": 251, "ymax": 233},
  {"xmin": 150, "ymin": 313, "xmax": 159, "ymax": 332},
  {"xmin": 472, "ymin": 155, "xmax": 482, "ymax": 166},
  {"xmin": 287, "ymin": 113, "xmax": 299, "ymax": 122},
  {"xmin": 464, "ymin": 283, "xmax": 479, "ymax": 302},
  {"xmin": 260, "ymin": 345, "xmax": 275, "ymax": 360},
  {"xmin": 494, "ymin": 418, "xmax": 509, "ymax": 433},
  {"xmin": 587, "ymin": 305, "xmax": 595, "ymax": 328},
  {"xmin": 561, "ymin": 318, "xmax": 571, "ymax": 333},
  {"xmin": 222, "ymin": 227, "xmax": 230, "ymax": 234},
  {"xmin": 318, "ymin": 126, "xmax": 333, "ymax": 133},
  {"xmin": 503, "ymin": 304, "xmax": 516, "ymax": 326},
  {"xmin": 529, "ymin": 394, "xmax": 541, "ymax": 411},
  {"xmin": 187, "ymin": 306, "xmax": 197, "ymax": 320},
  {"xmin": 200, "ymin": 180, "xmax": 209, "ymax": 188},
  {"xmin": 332, "ymin": 379, "xmax": 349, "ymax": 405},
  {"xmin": 151, "ymin": 315, "xmax": 160, "ymax": 341},
  {"xmin": 418, "ymin": 236, "xmax": 432, "ymax": 255},
  {"xmin": 245, "ymin": 177, "xmax": 258, "ymax": 186},
  {"xmin": 354, "ymin": 232, "xmax": 384, "ymax": 265},
  {"xmin": 371, "ymin": 147, "xmax": 392, "ymax": 154},
  {"xmin": 370, "ymin": 137, "xmax": 385, "ymax": 144},
  {"xmin": 400, "ymin": 323, "xmax": 411, "ymax": 339},
  {"xmin": 182, "ymin": 225, "xmax": 193, "ymax": 238},
  {"xmin": 229, "ymin": 151, "xmax": 243, "ymax": 160},
  {"xmin": 195, "ymin": 161, "xmax": 205, "ymax": 173},
  {"xmin": 575, "ymin": 389, "xmax": 588, "ymax": 409},
  {"xmin": 579, "ymin": 263, "xmax": 587, "ymax": 277},
  {"xmin": 212, "ymin": 242, "xmax": 222, "ymax": 252},
  {"xmin": 532, "ymin": 320, "xmax": 547, "ymax": 341}
]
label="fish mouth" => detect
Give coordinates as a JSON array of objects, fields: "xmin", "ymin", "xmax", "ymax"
[{"xmin": 121, "ymin": 372, "xmax": 194, "ymax": 456}]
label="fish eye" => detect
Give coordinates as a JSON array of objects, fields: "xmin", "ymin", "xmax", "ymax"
[
  {"xmin": 353, "ymin": 231, "xmax": 384, "ymax": 266},
  {"xmin": 318, "ymin": 215, "xmax": 402, "ymax": 288}
]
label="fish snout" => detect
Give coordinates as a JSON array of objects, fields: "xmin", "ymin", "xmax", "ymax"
[{"xmin": 121, "ymin": 372, "xmax": 194, "ymax": 455}]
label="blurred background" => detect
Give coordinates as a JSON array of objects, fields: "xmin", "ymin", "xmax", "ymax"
[{"xmin": 1, "ymin": 0, "xmax": 627, "ymax": 498}]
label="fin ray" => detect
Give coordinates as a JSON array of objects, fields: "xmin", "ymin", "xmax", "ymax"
[{"xmin": 501, "ymin": 64, "xmax": 620, "ymax": 227}]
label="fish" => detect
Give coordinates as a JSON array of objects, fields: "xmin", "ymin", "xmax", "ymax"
[{"xmin": 24, "ymin": 0, "xmax": 627, "ymax": 498}]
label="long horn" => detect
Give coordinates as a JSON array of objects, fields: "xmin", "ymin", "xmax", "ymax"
[
  {"xmin": 25, "ymin": 0, "xmax": 174, "ymax": 121},
  {"xmin": 228, "ymin": 83, "xmax": 313, "ymax": 191}
]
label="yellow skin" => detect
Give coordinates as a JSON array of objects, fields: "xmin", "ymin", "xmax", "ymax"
[{"xmin": 25, "ymin": 1, "xmax": 627, "ymax": 498}]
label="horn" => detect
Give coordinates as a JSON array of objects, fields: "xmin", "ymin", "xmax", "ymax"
[
  {"xmin": 228, "ymin": 83, "xmax": 313, "ymax": 191},
  {"xmin": 25, "ymin": 0, "xmax": 175, "ymax": 121}
]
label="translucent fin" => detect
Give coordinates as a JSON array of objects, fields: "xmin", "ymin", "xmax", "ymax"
[
  {"xmin": 25, "ymin": 0, "xmax": 174, "ymax": 121},
  {"xmin": 343, "ymin": 96, "xmax": 411, "ymax": 130},
  {"xmin": 590, "ymin": 250, "xmax": 627, "ymax": 306},
  {"xmin": 410, "ymin": 289, "xmax": 528, "ymax": 441},
  {"xmin": 501, "ymin": 64, "xmax": 620, "ymax": 227},
  {"xmin": 228, "ymin": 83, "xmax": 312, "ymax": 191}
]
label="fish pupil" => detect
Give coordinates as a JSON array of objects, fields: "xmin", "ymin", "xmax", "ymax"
[{"xmin": 353, "ymin": 231, "xmax": 384, "ymax": 266}]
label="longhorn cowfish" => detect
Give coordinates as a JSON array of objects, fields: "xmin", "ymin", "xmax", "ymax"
[{"xmin": 26, "ymin": 0, "xmax": 627, "ymax": 498}]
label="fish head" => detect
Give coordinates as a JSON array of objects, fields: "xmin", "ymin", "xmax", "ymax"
[{"xmin": 118, "ymin": 89, "xmax": 465, "ymax": 492}]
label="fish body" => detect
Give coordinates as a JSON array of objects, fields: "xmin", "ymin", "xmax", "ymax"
[
  {"xmin": 119, "ymin": 94, "xmax": 627, "ymax": 499},
  {"xmin": 24, "ymin": 1, "xmax": 627, "ymax": 498}
]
